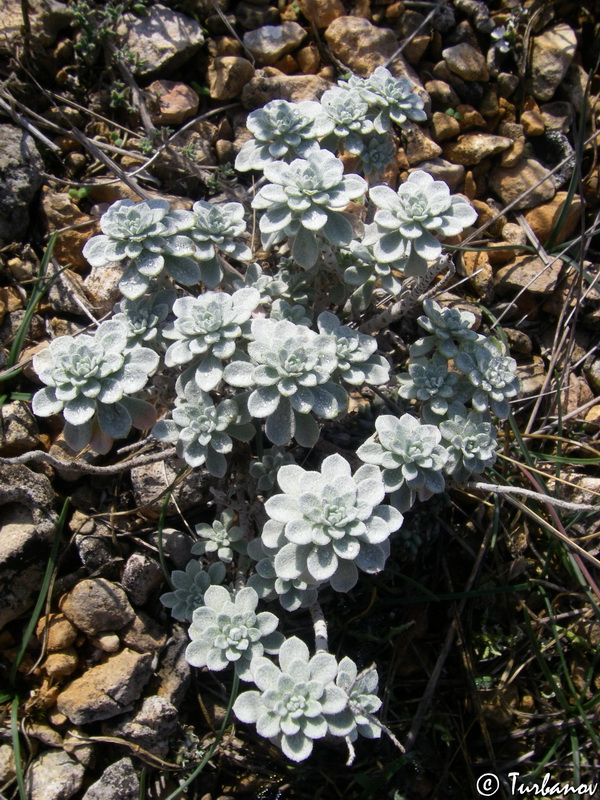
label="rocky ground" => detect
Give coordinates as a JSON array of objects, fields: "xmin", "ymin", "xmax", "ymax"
[{"xmin": 0, "ymin": 0, "xmax": 599, "ymax": 798}]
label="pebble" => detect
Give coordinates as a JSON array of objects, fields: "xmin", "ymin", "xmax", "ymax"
[
  {"xmin": 521, "ymin": 109, "xmax": 545, "ymax": 137},
  {"xmin": 208, "ymin": 36, "xmax": 242, "ymax": 57},
  {"xmin": 299, "ymin": 0, "xmax": 345, "ymax": 28},
  {"xmin": 458, "ymin": 249, "xmax": 494, "ymax": 301},
  {"xmin": 424, "ymin": 79, "xmax": 460, "ymax": 109},
  {"xmin": 471, "ymin": 198, "xmax": 505, "ymax": 235},
  {"xmin": 397, "ymin": 10, "xmax": 430, "ymax": 64},
  {"xmin": 442, "ymin": 42, "xmax": 488, "ymax": 81},
  {"xmin": 104, "ymin": 696, "xmax": 179, "ymax": 758},
  {"xmin": 0, "ymin": 464, "xmax": 56, "ymax": 628},
  {"xmin": 495, "ymin": 255, "xmax": 563, "ymax": 296},
  {"xmin": 499, "ymin": 138, "xmax": 525, "ymax": 168},
  {"xmin": 41, "ymin": 187, "xmax": 97, "ymax": 271},
  {"xmin": 154, "ymin": 626, "xmax": 192, "ymax": 705},
  {"xmin": 60, "ymin": 579, "xmax": 135, "ymax": 636},
  {"xmin": 517, "ymin": 356, "xmax": 546, "ymax": 398},
  {"xmin": 90, "ymin": 633, "xmax": 121, "ymax": 653},
  {"xmin": 236, "ymin": 1, "xmax": 280, "ymax": 30},
  {"xmin": 442, "ymin": 133, "xmax": 512, "ymax": 165},
  {"xmin": 324, "ymin": 16, "xmax": 398, "ymax": 76},
  {"xmin": 503, "ymin": 328, "xmax": 533, "ymax": 355},
  {"xmin": 117, "ymin": 4, "xmax": 204, "ymax": 77},
  {"xmin": 431, "ymin": 111, "xmax": 461, "ymax": 142},
  {"xmin": 402, "ymin": 121, "xmax": 442, "ymax": 165},
  {"xmin": 121, "ymin": 611, "xmax": 168, "ymax": 654},
  {"xmin": 147, "ymin": 80, "xmax": 200, "ymax": 125},
  {"xmin": 522, "ymin": 191, "xmax": 583, "ymax": 245},
  {"xmin": 242, "ymin": 68, "xmax": 331, "ymax": 107},
  {"xmin": 56, "ymin": 649, "xmax": 155, "ymax": 724},
  {"xmin": 81, "ymin": 758, "xmax": 139, "ymax": 800},
  {"xmin": 296, "ymin": 43, "xmax": 320, "ymax": 73},
  {"xmin": 0, "ymin": 124, "xmax": 44, "ymax": 245},
  {"xmin": 539, "ymin": 101, "xmax": 573, "ymax": 133},
  {"xmin": 83, "ymin": 262, "xmax": 123, "ymax": 316},
  {"xmin": 497, "ymin": 72, "xmax": 519, "ymax": 98},
  {"xmin": 42, "ymin": 647, "xmax": 79, "ymax": 679},
  {"xmin": 121, "ymin": 553, "xmax": 163, "ymax": 606},
  {"xmin": 528, "ymin": 23, "xmax": 577, "ymax": 102},
  {"xmin": 62, "ymin": 729, "xmax": 95, "ymax": 767},
  {"xmin": 489, "ymin": 158, "xmax": 556, "ymax": 210},
  {"xmin": 407, "ymin": 158, "xmax": 465, "ymax": 191},
  {"xmin": 130, "ymin": 457, "xmax": 211, "ymax": 519},
  {"xmin": 243, "ymin": 22, "xmax": 306, "ymax": 65},
  {"xmin": 455, "ymin": 104, "xmax": 486, "ymax": 131},
  {"xmin": 0, "ymin": 743, "xmax": 16, "ymax": 785},
  {"xmin": 25, "ymin": 750, "xmax": 85, "ymax": 800},
  {"xmin": 501, "ymin": 222, "xmax": 527, "ymax": 246},
  {"xmin": 0, "ymin": 400, "xmax": 38, "ymax": 456},
  {"xmin": 585, "ymin": 360, "xmax": 600, "ymax": 394}
]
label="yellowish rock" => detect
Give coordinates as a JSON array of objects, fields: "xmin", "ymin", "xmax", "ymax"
[{"xmin": 522, "ymin": 192, "xmax": 583, "ymax": 245}]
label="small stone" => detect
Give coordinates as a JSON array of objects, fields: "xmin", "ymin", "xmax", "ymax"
[
  {"xmin": 497, "ymin": 72, "xmax": 519, "ymax": 98},
  {"xmin": 408, "ymin": 158, "xmax": 465, "ymax": 191},
  {"xmin": 25, "ymin": 750, "xmax": 85, "ymax": 800},
  {"xmin": 458, "ymin": 249, "xmax": 494, "ymax": 301},
  {"xmin": 296, "ymin": 43, "xmax": 320, "ymax": 73},
  {"xmin": 584, "ymin": 360, "xmax": 600, "ymax": 394},
  {"xmin": 207, "ymin": 57, "xmax": 256, "ymax": 101},
  {"xmin": 273, "ymin": 53, "xmax": 299, "ymax": 73},
  {"xmin": 83, "ymin": 262, "xmax": 123, "ymax": 316},
  {"xmin": 499, "ymin": 138, "xmax": 525, "ymax": 168},
  {"xmin": 216, "ymin": 139, "xmax": 235, "ymax": 164},
  {"xmin": 540, "ymin": 101, "xmax": 572, "ymax": 133},
  {"xmin": 122, "ymin": 553, "xmax": 163, "ymax": 606},
  {"xmin": 522, "ymin": 191, "xmax": 583, "ymax": 245},
  {"xmin": 443, "ymin": 133, "xmax": 512, "ymax": 165},
  {"xmin": 560, "ymin": 375, "xmax": 594, "ymax": 419},
  {"xmin": 41, "ymin": 187, "xmax": 97, "ymax": 271},
  {"xmin": 243, "ymin": 22, "xmax": 306, "ymax": 66},
  {"xmin": 117, "ymin": 4, "xmax": 204, "ymax": 77},
  {"xmin": 324, "ymin": 16, "xmax": 398, "ymax": 76},
  {"xmin": 60, "ymin": 579, "xmax": 135, "ymax": 636},
  {"xmin": 517, "ymin": 356, "xmax": 546, "ymax": 398},
  {"xmin": 56, "ymin": 649, "xmax": 155, "ymax": 725},
  {"xmin": 528, "ymin": 23, "xmax": 577, "ymax": 102},
  {"xmin": 0, "ymin": 743, "xmax": 16, "ymax": 785},
  {"xmin": 402, "ymin": 121, "xmax": 442, "ymax": 165},
  {"xmin": 495, "ymin": 255, "xmax": 563, "ymax": 296},
  {"xmin": 503, "ymin": 328, "xmax": 533, "ymax": 355},
  {"xmin": 442, "ymin": 42, "xmax": 488, "ymax": 81},
  {"xmin": 397, "ymin": 10, "xmax": 430, "ymax": 64},
  {"xmin": 62, "ymin": 729, "xmax": 95, "ymax": 767},
  {"xmin": 455, "ymin": 104, "xmax": 486, "ymax": 131},
  {"xmin": 470, "ymin": 199, "xmax": 505, "ymax": 235},
  {"xmin": 0, "ymin": 125, "xmax": 44, "ymax": 245},
  {"xmin": 431, "ymin": 111, "xmax": 461, "ymax": 142},
  {"xmin": 208, "ymin": 36, "xmax": 242, "ymax": 57},
  {"xmin": 154, "ymin": 626, "xmax": 192, "ymax": 705},
  {"xmin": 81, "ymin": 758, "xmax": 139, "ymax": 800},
  {"xmin": 121, "ymin": 611, "xmax": 167, "ymax": 654},
  {"xmin": 236, "ymin": 1, "xmax": 280, "ymax": 29},
  {"xmin": 147, "ymin": 80, "xmax": 199, "ymax": 125},
  {"xmin": 43, "ymin": 647, "xmax": 79, "ymax": 679},
  {"xmin": 490, "ymin": 158, "xmax": 556, "ymax": 210},
  {"xmin": 521, "ymin": 109, "xmax": 545, "ymax": 137},
  {"xmin": 130, "ymin": 457, "xmax": 211, "ymax": 519},
  {"xmin": 501, "ymin": 222, "xmax": 527, "ymax": 246},
  {"xmin": 0, "ymin": 400, "xmax": 38, "ymax": 456},
  {"xmin": 90, "ymin": 633, "xmax": 121, "ymax": 653},
  {"xmin": 299, "ymin": 0, "xmax": 345, "ymax": 28},
  {"xmin": 150, "ymin": 528, "xmax": 194, "ymax": 570},
  {"xmin": 424, "ymin": 79, "xmax": 460, "ymax": 109},
  {"xmin": 242, "ymin": 69, "xmax": 332, "ymax": 108},
  {"xmin": 479, "ymin": 85, "xmax": 500, "ymax": 119},
  {"xmin": 103, "ymin": 696, "xmax": 178, "ymax": 758}
]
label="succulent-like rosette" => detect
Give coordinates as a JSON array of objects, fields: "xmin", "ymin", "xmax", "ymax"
[
  {"xmin": 440, "ymin": 407, "xmax": 498, "ymax": 481},
  {"xmin": 357, "ymin": 134, "xmax": 396, "ymax": 177},
  {"xmin": 163, "ymin": 288, "xmax": 260, "ymax": 391},
  {"xmin": 192, "ymin": 509, "xmax": 247, "ymax": 563},
  {"xmin": 233, "ymin": 636, "xmax": 349, "ymax": 761},
  {"xmin": 327, "ymin": 659, "xmax": 382, "ymax": 741},
  {"xmin": 343, "ymin": 223, "xmax": 404, "ymax": 302},
  {"xmin": 247, "ymin": 534, "xmax": 321, "ymax": 612},
  {"xmin": 317, "ymin": 311, "xmax": 390, "ymax": 386},
  {"xmin": 339, "ymin": 66, "xmax": 427, "ymax": 132},
  {"xmin": 189, "ymin": 201, "xmax": 253, "ymax": 288},
  {"xmin": 160, "ymin": 560, "xmax": 226, "ymax": 621},
  {"xmin": 252, "ymin": 150, "xmax": 367, "ymax": 269},
  {"xmin": 263, "ymin": 454, "xmax": 402, "ymax": 592},
  {"xmin": 223, "ymin": 318, "xmax": 347, "ymax": 447},
  {"xmin": 410, "ymin": 299, "xmax": 480, "ymax": 359},
  {"xmin": 455, "ymin": 339, "xmax": 520, "ymax": 419},
  {"xmin": 320, "ymin": 87, "xmax": 374, "ymax": 154},
  {"xmin": 369, "ymin": 171, "xmax": 477, "ymax": 275},
  {"xmin": 396, "ymin": 351, "xmax": 467, "ymax": 416},
  {"xmin": 235, "ymin": 99, "xmax": 334, "ymax": 172},
  {"xmin": 152, "ymin": 378, "xmax": 254, "ymax": 475},
  {"xmin": 32, "ymin": 320, "xmax": 159, "ymax": 453},
  {"xmin": 112, "ymin": 288, "xmax": 176, "ymax": 352},
  {"xmin": 82, "ymin": 199, "xmax": 199, "ymax": 299},
  {"xmin": 357, "ymin": 413, "xmax": 449, "ymax": 495},
  {"xmin": 186, "ymin": 586, "xmax": 283, "ymax": 680},
  {"xmin": 249, "ymin": 447, "xmax": 297, "ymax": 494}
]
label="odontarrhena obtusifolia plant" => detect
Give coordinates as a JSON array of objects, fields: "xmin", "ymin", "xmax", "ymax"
[{"xmin": 28, "ymin": 61, "xmax": 524, "ymax": 768}]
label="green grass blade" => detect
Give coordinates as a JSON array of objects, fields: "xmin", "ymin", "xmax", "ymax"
[{"xmin": 11, "ymin": 696, "xmax": 27, "ymax": 800}]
